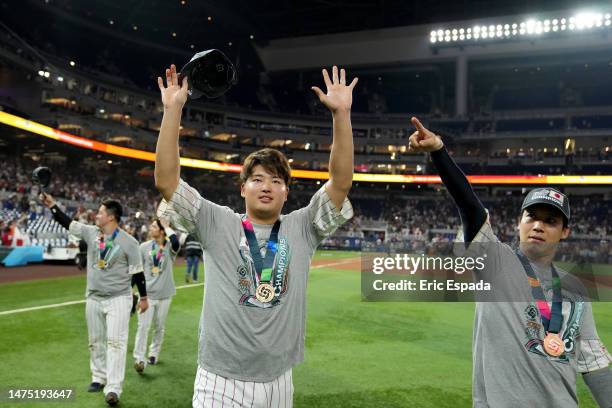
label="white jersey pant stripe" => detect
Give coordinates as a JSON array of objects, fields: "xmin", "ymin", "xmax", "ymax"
[
  {"xmin": 85, "ymin": 295, "xmax": 132, "ymax": 397},
  {"xmin": 192, "ymin": 365, "xmax": 293, "ymax": 408},
  {"xmin": 133, "ymin": 297, "xmax": 172, "ymax": 363}
]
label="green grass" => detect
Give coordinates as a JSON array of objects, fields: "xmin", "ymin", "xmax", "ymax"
[{"xmin": 0, "ymin": 250, "xmax": 610, "ymax": 407}]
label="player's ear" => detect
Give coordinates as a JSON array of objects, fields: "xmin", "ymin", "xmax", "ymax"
[
  {"xmin": 561, "ymin": 226, "xmax": 570, "ymax": 240},
  {"xmin": 240, "ymin": 183, "xmax": 246, "ymax": 198}
]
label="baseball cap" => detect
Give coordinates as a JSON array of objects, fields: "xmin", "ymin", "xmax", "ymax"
[
  {"xmin": 179, "ymin": 49, "xmax": 237, "ymax": 99},
  {"xmin": 32, "ymin": 166, "xmax": 51, "ymax": 188},
  {"xmin": 521, "ymin": 188, "xmax": 570, "ymax": 222}
]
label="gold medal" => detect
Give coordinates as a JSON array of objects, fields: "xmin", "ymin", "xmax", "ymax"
[
  {"xmin": 543, "ymin": 333, "xmax": 564, "ymax": 357},
  {"xmin": 97, "ymin": 259, "xmax": 106, "ymax": 269},
  {"xmin": 152, "ymin": 266, "xmax": 160, "ymax": 275},
  {"xmin": 255, "ymin": 283, "xmax": 275, "ymax": 303}
]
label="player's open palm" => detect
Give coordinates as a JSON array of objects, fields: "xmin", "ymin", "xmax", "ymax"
[
  {"xmin": 158, "ymin": 64, "xmax": 189, "ymax": 110},
  {"xmin": 311, "ymin": 66, "xmax": 358, "ymax": 114},
  {"xmin": 407, "ymin": 116, "xmax": 444, "ymax": 153}
]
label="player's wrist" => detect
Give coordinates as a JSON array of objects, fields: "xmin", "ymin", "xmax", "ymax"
[{"xmin": 433, "ymin": 138, "xmax": 444, "ymax": 151}]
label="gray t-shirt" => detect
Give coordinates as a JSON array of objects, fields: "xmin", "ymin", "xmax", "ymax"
[
  {"xmin": 158, "ymin": 179, "xmax": 353, "ymax": 381},
  {"xmin": 457, "ymin": 220, "xmax": 612, "ymax": 408},
  {"xmin": 69, "ymin": 222, "xmax": 143, "ymax": 300},
  {"xmin": 139, "ymin": 239, "xmax": 178, "ymax": 300}
]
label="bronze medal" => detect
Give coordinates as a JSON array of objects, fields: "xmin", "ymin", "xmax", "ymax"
[
  {"xmin": 543, "ymin": 332, "xmax": 564, "ymax": 357},
  {"xmin": 255, "ymin": 283, "xmax": 275, "ymax": 303}
]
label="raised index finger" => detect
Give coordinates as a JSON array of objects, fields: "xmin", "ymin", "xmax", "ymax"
[{"xmin": 411, "ymin": 116, "xmax": 427, "ymax": 133}]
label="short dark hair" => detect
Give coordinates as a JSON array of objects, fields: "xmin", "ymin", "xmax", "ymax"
[
  {"xmin": 154, "ymin": 219, "xmax": 166, "ymax": 236},
  {"xmin": 101, "ymin": 199, "xmax": 123, "ymax": 221},
  {"xmin": 240, "ymin": 148, "xmax": 291, "ymax": 185}
]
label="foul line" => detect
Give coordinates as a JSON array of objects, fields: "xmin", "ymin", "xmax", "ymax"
[{"xmin": 0, "ymin": 258, "xmax": 360, "ymax": 316}]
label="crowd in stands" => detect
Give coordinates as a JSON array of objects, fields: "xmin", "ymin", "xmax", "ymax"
[{"xmin": 2, "ymin": 157, "xmax": 609, "ymax": 261}]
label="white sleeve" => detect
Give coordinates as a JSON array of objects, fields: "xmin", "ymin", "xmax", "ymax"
[
  {"xmin": 577, "ymin": 302, "xmax": 612, "ymax": 373},
  {"xmin": 157, "ymin": 178, "xmax": 236, "ymax": 249},
  {"xmin": 157, "ymin": 179, "xmax": 203, "ymax": 236},
  {"xmin": 305, "ymin": 184, "xmax": 353, "ymax": 245}
]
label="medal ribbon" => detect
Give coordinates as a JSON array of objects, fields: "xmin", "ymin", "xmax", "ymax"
[
  {"xmin": 98, "ymin": 228, "xmax": 119, "ymax": 262},
  {"xmin": 241, "ymin": 218, "xmax": 280, "ymax": 284},
  {"xmin": 150, "ymin": 239, "xmax": 166, "ymax": 267},
  {"xmin": 516, "ymin": 250, "xmax": 563, "ymax": 334}
]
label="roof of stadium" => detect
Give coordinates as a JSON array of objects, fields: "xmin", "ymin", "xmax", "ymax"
[{"xmin": 2, "ymin": 0, "xmax": 601, "ymax": 76}]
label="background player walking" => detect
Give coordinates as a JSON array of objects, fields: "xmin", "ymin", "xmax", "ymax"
[
  {"xmin": 39, "ymin": 193, "xmax": 149, "ymax": 407},
  {"xmin": 133, "ymin": 218, "xmax": 180, "ymax": 372}
]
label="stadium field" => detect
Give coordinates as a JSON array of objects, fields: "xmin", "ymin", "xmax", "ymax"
[{"xmin": 0, "ymin": 250, "xmax": 609, "ymax": 407}]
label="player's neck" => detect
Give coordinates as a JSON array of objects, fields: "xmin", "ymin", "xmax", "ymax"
[
  {"xmin": 520, "ymin": 244, "xmax": 555, "ymax": 267},
  {"xmin": 155, "ymin": 236, "xmax": 165, "ymax": 245},
  {"xmin": 101, "ymin": 222, "xmax": 119, "ymax": 235},
  {"xmin": 246, "ymin": 208, "xmax": 279, "ymax": 225}
]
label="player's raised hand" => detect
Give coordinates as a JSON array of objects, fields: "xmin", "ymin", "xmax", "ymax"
[
  {"xmin": 159, "ymin": 217, "xmax": 170, "ymax": 229},
  {"xmin": 157, "ymin": 64, "xmax": 189, "ymax": 110},
  {"xmin": 311, "ymin": 66, "xmax": 358, "ymax": 114},
  {"xmin": 39, "ymin": 192, "xmax": 56, "ymax": 208},
  {"xmin": 407, "ymin": 117, "xmax": 444, "ymax": 153}
]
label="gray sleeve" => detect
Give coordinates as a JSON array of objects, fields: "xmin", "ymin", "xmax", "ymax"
[
  {"xmin": 69, "ymin": 221, "xmax": 97, "ymax": 244},
  {"xmin": 577, "ymin": 302, "xmax": 612, "ymax": 374},
  {"xmin": 139, "ymin": 243, "xmax": 147, "ymax": 270},
  {"xmin": 304, "ymin": 183, "xmax": 353, "ymax": 247},
  {"xmin": 582, "ymin": 367, "xmax": 612, "ymax": 408},
  {"xmin": 125, "ymin": 236, "xmax": 144, "ymax": 275},
  {"xmin": 157, "ymin": 178, "xmax": 233, "ymax": 249},
  {"xmin": 454, "ymin": 211, "xmax": 500, "ymax": 246}
]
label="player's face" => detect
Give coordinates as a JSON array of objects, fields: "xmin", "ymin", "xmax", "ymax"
[
  {"xmin": 518, "ymin": 204, "xmax": 570, "ymax": 259},
  {"xmin": 95, "ymin": 205, "xmax": 114, "ymax": 228},
  {"xmin": 240, "ymin": 165, "xmax": 288, "ymax": 221},
  {"xmin": 149, "ymin": 221, "xmax": 162, "ymax": 239}
]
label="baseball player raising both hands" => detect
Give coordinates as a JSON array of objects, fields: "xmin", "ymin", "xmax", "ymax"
[
  {"xmin": 40, "ymin": 193, "xmax": 148, "ymax": 407},
  {"xmin": 407, "ymin": 117, "xmax": 612, "ymax": 408},
  {"xmin": 154, "ymin": 64, "xmax": 356, "ymax": 408}
]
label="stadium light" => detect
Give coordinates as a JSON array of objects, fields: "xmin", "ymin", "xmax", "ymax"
[{"xmin": 430, "ymin": 10, "xmax": 612, "ymax": 44}]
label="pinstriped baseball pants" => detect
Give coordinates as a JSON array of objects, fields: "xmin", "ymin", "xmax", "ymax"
[
  {"xmin": 192, "ymin": 365, "xmax": 293, "ymax": 408},
  {"xmin": 133, "ymin": 297, "xmax": 172, "ymax": 363},
  {"xmin": 85, "ymin": 295, "xmax": 132, "ymax": 397}
]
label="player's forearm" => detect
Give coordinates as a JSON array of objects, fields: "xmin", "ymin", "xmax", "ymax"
[
  {"xmin": 155, "ymin": 106, "xmax": 183, "ymax": 200},
  {"xmin": 167, "ymin": 229, "xmax": 180, "ymax": 252},
  {"xmin": 132, "ymin": 272, "xmax": 148, "ymax": 298},
  {"xmin": 328, "ymin": 110, "xmax": 354, "ymax": 192},
  {"xmin": 583, "ymin": 367, "xmax": 612, "ymax": 407},
  {"xmin": 49, "ymin": 205, "xmax": 72, "ymax": 230},
  {"xmin": 430, "ymin": 147, "xmax": 486, "ymax": 241}
]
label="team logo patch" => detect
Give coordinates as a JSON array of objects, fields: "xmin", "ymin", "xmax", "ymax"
[
  {"xmin": 525, "ymin": 304, "xmax": 538, "ymax": 321},
  {"xmin": 547, "ymin": 190, "xmax": 564, "ymax": 205}
]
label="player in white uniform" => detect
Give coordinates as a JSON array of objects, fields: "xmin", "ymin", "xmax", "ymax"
[
  {"xmin": 40, "ymin": 194, "xmax": 149, "ymax": 407},
  {"xmin": 133, "ymin": 218, "xmax": 180, "ymax": 372}
]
